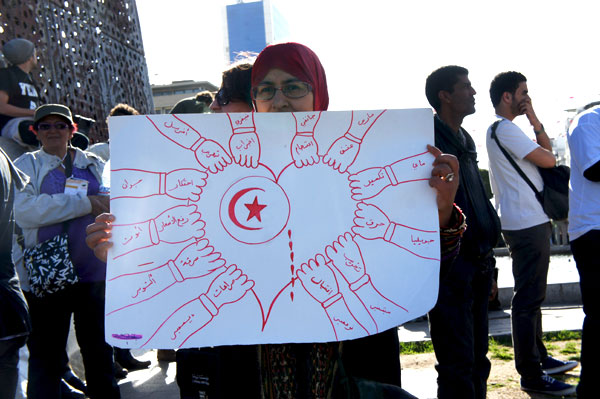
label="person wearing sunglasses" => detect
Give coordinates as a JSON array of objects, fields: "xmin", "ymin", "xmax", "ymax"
[
  {"xmin": 14, "ymin": 104, "xmax": 119, "ymax": 399},
  {"xmin": 209, "ymin": 62, "xmax": 253, "ymax": 113}
]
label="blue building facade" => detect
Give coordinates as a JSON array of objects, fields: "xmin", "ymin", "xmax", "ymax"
[{"xmin": 226, "ymin": 0, "xmax": 289, "ymax": 62}]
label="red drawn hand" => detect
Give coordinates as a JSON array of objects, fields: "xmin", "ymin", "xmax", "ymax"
[
  {"xmin": 165, "ymin": 169, "xmax": 208, "ymax": 202},
  {"xmin": 323, "ymin": 135, "xmax": 360, "ymax": 173},
  {"xmin": 290, "ymin": 134, "xmax": 320, "ymax": 168},
  {"xmin": 348, "ymin": 167, "xmax": 391, "ymax": 200},
  {"xmin": 352, "ymin": 203, "xmax": 390, "ymax": 240},
  {"xmin": 154, "ymin": 205, "xmax": 205, "ymax": 244},
  {"xmin": 206, "ymin": 264, "xmax": 254, "ymax": 309},
  {"xmin": 174, "ymin": 239, "xmax": 226, "ymax": 279},
  {"xmin": 194, "ymin": 140, "xmax": 232, "ymax": 173},
  {"xmin": 296, "ymin": 254, "xmax": 340, "ymax": 304},
  {"xmin": 229, "ymin": 132, "xmax": 261, "ymax": 168},
  {"xmin": 325, "ymin": 232, "xmax": 366, "ymax": 284}
]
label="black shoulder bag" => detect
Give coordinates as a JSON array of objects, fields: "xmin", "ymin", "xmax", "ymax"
[{"xmin": 490, "ymin": 120, "xmax": 569, "ymax": 220}]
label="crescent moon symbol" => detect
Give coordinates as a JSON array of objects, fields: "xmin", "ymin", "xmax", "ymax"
[{"xmin": 228, "ymin": 187, "xmax": 264, "ymax": 231}]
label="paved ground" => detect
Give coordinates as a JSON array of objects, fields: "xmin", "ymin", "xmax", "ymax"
[
  {"xmin": 14, "ymin": 305, "xmax": 582, "ymax": 399},
  {"xmin": 400, "ymin": 306, "xmax": 584, "ymax": 399},
  {"xmin": 15, "ymin": 253, "xmax": 583, "ymax": 398}
]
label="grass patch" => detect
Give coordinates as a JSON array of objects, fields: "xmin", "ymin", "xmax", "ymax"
[
  {"xmin": 544, "ymin": 331, "xmax": 582, "ymax": 342},
  {"xmin": 545, "ymin": 343, "xmax": 559, "ymax": 351},
  {"xmin": 488, "ymin": 382, "xmax": 506, "ymax": 390},
  {"xmin": 561, "ymin": 342, "xmax": 578, "ymax": 355},
  {"xmin": 399, "ymin": 330, "xmax": 580, "ymax": 356},
  {"xmin": 489, "ymin": 338, "xmax": 513, "ymax": 361},
  {"xmin": 490, "ymin": 334, "xmax": 512, "ymax": 346},
  {"xmin": 400, "ymin": 341, "xmax": 434, "ymax": 355}
]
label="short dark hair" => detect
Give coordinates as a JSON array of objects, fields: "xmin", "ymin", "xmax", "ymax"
[
  {"xmin": 582, "ymin": 101, "xmax": 600, "ymax": 111},
  {"xmin": 195, "ymin": 91, "xmax": 214, "ymax": 106},
  {"xmin": 221, "ymin": 62, "xmax": 253, "ymax": 107},
  {"xmin": 489, "ymin": 71, "xmax": 527, "ymax": 107},
  {"xmin": 425, "ymin": 65, "xmax": 469, "ymax": 112},
  {"xmin": 109, "ymin": 103, "xmax": 139, "ymax": 117}
]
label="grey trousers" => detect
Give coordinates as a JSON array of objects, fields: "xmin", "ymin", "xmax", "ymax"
[{"xmin": 502, "ymin": 222, "xmax": 551, "ymax": 379}]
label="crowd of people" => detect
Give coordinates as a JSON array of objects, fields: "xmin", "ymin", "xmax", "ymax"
[{"xmin": 0, "ymin": 35, "xmax": 596, "ymax": 399}]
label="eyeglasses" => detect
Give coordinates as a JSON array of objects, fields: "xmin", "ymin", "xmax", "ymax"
[
  {"xmin": 215, "ymin": 89, "xmax": 231, "ymax": 106},
  {"xmin": 252, "ymin": 82, "xmax": 312, "ymax": 101},
  {"xmin": 37, "ymin": 122, "xmax": 71, "ymax": 131}
]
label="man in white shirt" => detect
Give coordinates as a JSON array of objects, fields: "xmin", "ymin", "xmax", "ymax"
[
  {"xmin": 567, "ymin": 102, "xmax": 600, "ymax": 399},
  {"xmin": 486, "ymin": 71, "xmax": 576, "ymax": 396}
]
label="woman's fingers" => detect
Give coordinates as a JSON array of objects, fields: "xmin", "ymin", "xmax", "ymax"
[
  {"xmin": 85, "ymin": 213, "xmax": 115, "ymax": 262},
  {"xmin": 427, "ymin": 145, "xmax": 459, "ymax": 227}
]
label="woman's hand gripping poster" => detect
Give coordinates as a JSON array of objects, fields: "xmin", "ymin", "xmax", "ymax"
[{"xmin": 105, "ymin": 109, "xmax": 441, "ymax": 349}]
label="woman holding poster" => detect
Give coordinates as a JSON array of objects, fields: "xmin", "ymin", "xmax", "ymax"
[
  {"xmin": 250, "ymin": 42, "xmax": 462, "ymax": 398},
  {"xmin": 86, "ymin": 42, "xmax": 462, "ymax": 398}
]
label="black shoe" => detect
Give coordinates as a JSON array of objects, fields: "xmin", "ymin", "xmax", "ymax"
[
  {"xmin": 521, "ymin": 374, "xmax": 576, "ymax": 396},
  {"xmin": 114, "ymin": 361, "xmax": 128, "ymax": 380},
  {"xmin": 115, "ymin": 348, "xmax": 151, "ymax": 370},
  {"xmin": 60, "ymin": 379, "xmax": 86, "ymax": 399},
  {"xmin": 62, "ymin": 369, "xmax": 88, "ymax": 395},
  {"xmin": 541, "ymin": 356, "xmax": 579, "ymax": 374}
]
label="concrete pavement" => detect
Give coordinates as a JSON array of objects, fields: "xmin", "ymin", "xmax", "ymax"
[
  {"xmin": 15, "ymin": 252, "xmax": 583, "ymax": 398},
  {"xmin": 104, "ymin": 305, "xmax": 584, "ymax": 399}
]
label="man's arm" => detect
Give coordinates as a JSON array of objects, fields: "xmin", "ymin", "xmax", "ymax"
[
  {"xmin": 521, "ymin": 100, "xmax": 556, "ymax": 168},
  {"xmin": 0, "ymin": 91, "xmax": 35, "ymax": 117},
  {"xmin": 524, "ymin": 147, "xmax": 556, "ymax": 168}
]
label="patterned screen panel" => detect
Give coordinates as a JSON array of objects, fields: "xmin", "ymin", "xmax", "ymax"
[{"xmin": 0, "ymin": 0, "xmax": 153, "ymax": 142}]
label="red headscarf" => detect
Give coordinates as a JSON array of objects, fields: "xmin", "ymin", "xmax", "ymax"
[{"xmin": 251, "ymin": 42, "xmax": 329, "ymax": 111}]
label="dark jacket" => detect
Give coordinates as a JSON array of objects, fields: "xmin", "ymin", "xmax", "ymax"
[
  {"xmin": 434, "ymin": 116, "xmax": 501, "ymax": 262},
  {"xmin": 0, "ymin": 147, "xmax": 30, "ymax": 339}
]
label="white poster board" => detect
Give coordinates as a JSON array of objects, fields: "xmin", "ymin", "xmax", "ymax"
[{"xmin": 105, "ymin": 109, "xmax": 440, "ymax": 349}]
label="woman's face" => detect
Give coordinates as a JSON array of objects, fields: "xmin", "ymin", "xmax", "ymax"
[
  {"xmin": 35, "ymin": 115, "xmax": 74, "ymax": 155},
  {"xmin": 254, "ymin": 68, "xmax": 314, "ymax": 113}
]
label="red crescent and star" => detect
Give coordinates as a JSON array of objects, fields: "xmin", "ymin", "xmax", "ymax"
[
  {"xmin": 228, "ymin": 187, "xmax": 267, "ymax": 230},
  {"xmin": 245, "ymin": 196, "xmax": 267, "ymax": 222}
]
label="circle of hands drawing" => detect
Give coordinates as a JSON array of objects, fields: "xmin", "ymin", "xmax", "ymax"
[{"xmin": 107, "ymin": 110, "xmax": 439, "ymax": 348}]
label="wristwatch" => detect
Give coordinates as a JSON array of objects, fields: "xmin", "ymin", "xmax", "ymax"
[{"xmin": 534, "ymin": 124, "xmax": 545, "ymax": 135}]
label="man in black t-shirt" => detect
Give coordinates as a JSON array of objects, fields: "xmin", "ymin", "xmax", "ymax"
[{"xmin": 0, "ymin": 38, "xmax": 40, "ymax": 157}]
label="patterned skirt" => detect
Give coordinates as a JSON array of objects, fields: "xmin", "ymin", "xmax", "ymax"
[{"xmin": 260, "ymin": 342, "xmax": 338, "ymax": 399}]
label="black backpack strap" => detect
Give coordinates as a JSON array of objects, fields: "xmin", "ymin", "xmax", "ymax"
[
  {"xmin": 491, "ymin": 120, "xmax": 544, "ymax": 205},
  {"xmin": 63, "ymin": 148, "xmax": 73, "ymax": 178},
  {"xmin": 14, "ymin": 223, "xmax": 25, "ymax": 250}
]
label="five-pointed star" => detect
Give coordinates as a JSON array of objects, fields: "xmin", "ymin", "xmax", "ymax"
[{"xmin": 245, "ymin": 196, "xmax": 267, "ymax": 222}]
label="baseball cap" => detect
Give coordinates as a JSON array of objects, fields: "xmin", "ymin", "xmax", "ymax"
[
  {"xmin": 33, "ymin": 104, "xmax": 74, "ymax": 124},
  {"xmin": 2, "ymin": 38, "xmax": 35, "ymax": 65}
]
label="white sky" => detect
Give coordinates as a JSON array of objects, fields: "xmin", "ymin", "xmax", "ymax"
[{"xmin": 136, "ymin": 0, "xmax": 600, "ymax": 167}]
